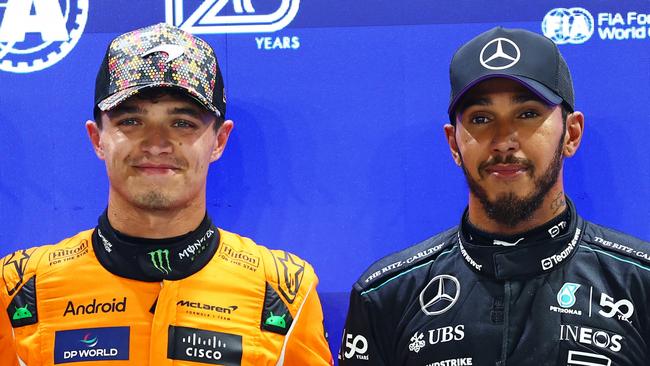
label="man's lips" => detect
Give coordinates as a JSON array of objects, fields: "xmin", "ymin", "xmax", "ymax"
[
  {"xmin": 133, "ymin": 164, "xmax": 181, "ymax": 175},
  {"xmin": 484, "ymin": 164, "xmax": 528, "ymax": 178}
]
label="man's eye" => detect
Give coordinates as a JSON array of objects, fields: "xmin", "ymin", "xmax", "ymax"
[
  {"xmin": 471, "ymin": 115, "xmax": 490, "ymax": 124},
  {"xmin": 519, "ymin": 111, "xmax": 539, "ymax": 119},
  {"xmin": 118, "ymin": 118, "xmax": 140, "ymax": 126},
  {"xmin": 173, "ymin": 120, "xmax": 197, "ymax": 128}
]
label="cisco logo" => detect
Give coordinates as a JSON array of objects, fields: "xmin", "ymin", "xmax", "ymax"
[
  {"xmin": 0, "ymin": 0, "xmax": 89, "ymax": 73},
  {"xmin": 542, "ymin": 7, "xmax": 595, "ymax": 44},
  {"xmin": 166, "ymin": 0, "xmax": 300, "ymax": 34}
]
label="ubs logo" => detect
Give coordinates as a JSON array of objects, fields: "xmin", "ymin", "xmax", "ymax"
[
  {"xmin": 0, "ymin": 0, "xmax": 89, "ymax": 73},
  {"xmin": 166, "ymin": 0, "xmax": 300, "ymax": 34},
  {"xmin": 419, "ymin": 274, "xmax": 460, "ymax": 316}
]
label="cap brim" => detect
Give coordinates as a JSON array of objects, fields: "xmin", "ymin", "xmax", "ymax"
[
  {"xmin": 97, "ymin": 83, "xmax": 221, "ymax": 118},
  {"xmin": 448, "ymin": 74, "xmax": 563, "ymax": 120}
]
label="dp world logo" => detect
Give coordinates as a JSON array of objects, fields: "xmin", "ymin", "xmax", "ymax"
[
  {"xmin": 0, "ymin": 0, "xmax": 89, "ymax": 73},
  {"xmin": 166, "ymin": 0, "xmax": 300, "ymax": 34},
  {"xmin": 542, "ymin": 7, "xmax": 594, "ymax": 45}
]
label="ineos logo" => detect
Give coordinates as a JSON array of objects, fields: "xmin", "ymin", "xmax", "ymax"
[
  {"xmin": 479, "ymin": 38, "xmax": 520, "ymax": 70},
  {"xmin": 419, "ymin": 275, "xmax": 460, "ymax": 316}
]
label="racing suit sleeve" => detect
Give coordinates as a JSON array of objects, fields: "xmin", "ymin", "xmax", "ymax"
[
  {"xmin": 0, "ymin": 287, "xmax": 19, "ymax": 366},
  {"xmin": 338, "ymin": 287, "xmax": 387, "ymax": 366},
  {"xmin": 282, "ymin": 283, "xmax": 334, "ymax": 365}
]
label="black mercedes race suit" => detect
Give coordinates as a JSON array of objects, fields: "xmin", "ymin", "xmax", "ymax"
[{"xmin": 339, "ymin": 198, "xmax": 650, "ymax": 366}]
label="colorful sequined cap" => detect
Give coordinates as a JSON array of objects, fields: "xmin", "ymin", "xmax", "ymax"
[{"xmin": 94, "ymin": 23, "xmax": 225, "ymax": 117}]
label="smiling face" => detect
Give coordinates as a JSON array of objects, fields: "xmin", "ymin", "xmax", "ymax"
[
  {"xmin": 87, "ymin": 91, "xmax": 232, "ymax": 212},
  {"xmin": 445, "ymin": 78, "xmax": 572, "ymax": 228}
]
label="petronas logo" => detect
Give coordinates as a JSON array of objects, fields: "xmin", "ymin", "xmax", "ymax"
[{"xmin": 149, "ymin": 249, "xmax": 172, "ymax": 274}]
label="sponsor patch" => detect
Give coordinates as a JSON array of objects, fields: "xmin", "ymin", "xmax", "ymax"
[
  {"xmin": 218, "ymin": 244, "xmax": 260, "ymax": 272},
  {"xmin": 48, "ymin": 240, "xmax": 89, "ymax": 266},
  {"xmin": 271, "ymin": 251, "xmax": 305, "ymax": 304},
  {"xmin": 167, "ymin": 325, "xmax": 242, "ymax": 365},
  {"xmin": 54, "ymin": 326, "xmax": 129, "ymax": 364}
]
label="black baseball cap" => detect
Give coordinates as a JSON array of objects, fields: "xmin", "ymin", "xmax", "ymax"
[
  {"xmin": 448, "ymin": 27, "xmax": 574, "ymax": 122},
  {"xmin": 95, "ymin": 23, "xmax": 226, "ymax": 118}
]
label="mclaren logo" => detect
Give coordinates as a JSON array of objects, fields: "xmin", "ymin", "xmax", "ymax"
[
  {"xmin": 165, "ymin": 0, "xmax": 300, "ymax": 34},
  {"xmin": 177, "ymin": 300, "xmax": 238, "ymax": 314},
  {"xmin": 479, "ymin": 37, "xmax": 521, "ymax": 70},
  {"xmin": 141, "ymin": 44, "xmax": 185, "ymax": 63},
  {"xmin": 419, "ymin": 274, "xmax": 460, "ymax": 316}
]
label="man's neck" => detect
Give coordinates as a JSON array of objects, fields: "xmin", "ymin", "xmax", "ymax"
[
  {"xmin": 467, "ymin": 187, "xmax": 567, "ymax": 236},
  {"xmin": 106, "ymin": 191, "xmax": 207, "ymax": 238}
]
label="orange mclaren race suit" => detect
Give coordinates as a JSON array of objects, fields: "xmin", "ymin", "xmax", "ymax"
[{"xmin": 0, "ymin": 214, "xmax": 333, "ymax": 366}]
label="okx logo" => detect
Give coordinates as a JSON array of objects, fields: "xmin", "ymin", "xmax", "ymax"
[
  {"xmin": 165, "ymin": 0, "xmax": 300, "ymax": 34},
  {"xmin": 0, "ymin": 0, "xmax": 89, "ymax": 73},
  {"xmin": 149, "ymin": 249, "xmax": 172, "ymax": 275}
]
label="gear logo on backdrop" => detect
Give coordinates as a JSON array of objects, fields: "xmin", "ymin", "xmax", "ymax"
[
  {"xmin": 166, "ymin": 0, "xmax": 300, "ymax": 34},
  {"xmin": 0, "ymin": 0, "xmax": 89, "ymax": 73},
  {"xmin": 542, "ymin": 7, "xmax": 595, "ymax": 44}
]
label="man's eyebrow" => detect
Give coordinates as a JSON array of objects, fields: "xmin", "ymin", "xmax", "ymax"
[
  {"xmin": 168, "ymin": 106, "xmax": 203, "ymax": 118},
  {"xmin": 107, "ymin": 105, "xmax": 146, "ymax": 118},
  {"xmin": 512, "ymin": 93, "xmax": 544, "ymax": 104},
  {"xmin": 458, "ymin": 97, "xmax": 491, "ymax": 112}
]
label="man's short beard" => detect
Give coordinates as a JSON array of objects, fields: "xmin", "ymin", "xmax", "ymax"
[
  {"xmin": 460, "ymin": 136, "xmax": 564, "ymax": 228},
  {"xmin": 132, "ymin": 190, "xmax": 173, "ymax": 210}
]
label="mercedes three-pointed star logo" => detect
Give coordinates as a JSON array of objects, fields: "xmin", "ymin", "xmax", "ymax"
[
  {"xmin": 479, "ymin": 37, "xmax": 521, "ymax": 70},
  {"xmin": 419, "ymin": 274, "xmax": 460, "ymax": 316}
]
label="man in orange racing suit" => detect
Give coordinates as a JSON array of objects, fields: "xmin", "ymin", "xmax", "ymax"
[{"xmin": 0, "ymin": 23, "xmax": 333, "ymax": 366}]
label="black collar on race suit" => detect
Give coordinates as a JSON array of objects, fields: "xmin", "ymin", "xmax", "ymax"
[
  {"xmin": 457, "ymin": 197, "xmax": 585, "ymax": 280},
  {"xmin": 91, "ymin": 210, "xmax": 220, "ymax": 281}
]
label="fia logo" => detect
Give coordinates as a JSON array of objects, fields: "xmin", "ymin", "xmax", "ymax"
[
  {"xmin": 542, "ymin": 7, "xmax": 595, "ymax": 45},
  {"xmin": 165, "ymin": 0, "xmax": 300, "ymax": 34},
  {"xmin": 0, "ymin": 0, "xmax": 89, "ymax": 73}
]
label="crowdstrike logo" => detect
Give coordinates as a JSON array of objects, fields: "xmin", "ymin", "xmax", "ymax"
[
  {"xmin": 0, "ymin": 0, "xmax": 89, "ymax": 73},
  {"xmin": 419, "ymin": 274, "xmax": 460, "ymax": 316},
  {"xmin": 542, "ymin": 8, "xmax": 595, "ymax": 44},
  {"xmin": 166, "ymin": 0, "xmax": 300, "ymax": 34}
]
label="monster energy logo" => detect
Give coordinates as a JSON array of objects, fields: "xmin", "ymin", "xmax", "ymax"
[{"xmin": 149, "ymin": 249, "xmax": 172, "ymax": 274}]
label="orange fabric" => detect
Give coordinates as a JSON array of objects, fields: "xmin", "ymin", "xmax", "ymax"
[{"xmin": 0, "ymin": 229, "xmax": 333, "ymax": 365}]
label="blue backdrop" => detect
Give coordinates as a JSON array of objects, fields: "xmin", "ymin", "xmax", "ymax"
[{"xmin": 1, "ymin": 0, "xmax": 649, "ymax": 362}]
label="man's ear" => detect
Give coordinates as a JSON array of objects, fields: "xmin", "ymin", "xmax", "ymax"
[
  {"xmin": 563, "ymin": 111, "xmax": 584, "ymax": 158},
  {"xmin": 444, "ymin": 123, "xmax": 462, "ymax": 166},
  {"xmin": 86, "ymin": 120, "xmax": 105, "ymax": 160},
  {"xmin": 210, "ymin": 120, "xmax": 234, "ymax": 162}
]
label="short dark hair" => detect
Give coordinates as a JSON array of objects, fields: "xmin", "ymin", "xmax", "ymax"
[{"xmin": 93, "ymin": 88, "xmax": 225, "ymax": 131}]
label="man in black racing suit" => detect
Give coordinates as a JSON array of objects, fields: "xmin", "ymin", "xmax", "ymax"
[{"xmin": 339, "ymin": 27, "xmax": 650, "ymax": 366}]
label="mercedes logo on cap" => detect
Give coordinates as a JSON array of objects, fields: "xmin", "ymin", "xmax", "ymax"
[
  {"xmin": 479, "ymin": 37, "xmax": 520, "ymax": 70},
  {"xmin": 419, "ymin": 274, "xmax": 460, "ymax": 316}
]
